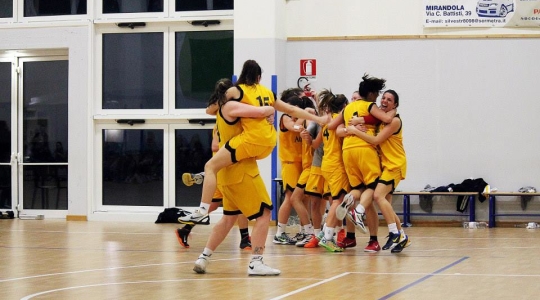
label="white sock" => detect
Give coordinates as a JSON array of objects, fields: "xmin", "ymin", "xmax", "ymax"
[
  {"xmin": 303, "ymin": 224, "xmax": 314, "ymax": 235},
  {"xmin": 251, "ymin": 255, "xmax": 263, "ymax": 262},
  {"xmin": 355, "ymin": 204, "xmax": 366, "ymax": 214},
  {"xmin": 314, "ymin": 229, "xmax": 321, "ymax": 236},
  {"xmin": 324, "ymin": 226, "xmax": 335, "ymax": 241},
  {"xmin": 200, "ymin": 203, "xmax": 210, "ymax": 212},
  {"xmin": 388, "ymin": 223, "xmax": 399, "ymax": 234},
  {"xmin": 201, "ymin": 247, "xmax": 213, "ymax": 258},
  {"xmin": 276, "ymin": 223, "xmax": 287, "ymax": 235}
]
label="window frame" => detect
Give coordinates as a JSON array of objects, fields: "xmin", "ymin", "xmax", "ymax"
[
  {"xmin": 94, "ymin": 122, "xmax": 217, "ymax": 214},
  {"xmin": 94, "ymin": 20, "xmax": 233, "ymax": 119},
  {"xmin": 16, "ymin": 0, "xmax": 90, "ymax": 23}
]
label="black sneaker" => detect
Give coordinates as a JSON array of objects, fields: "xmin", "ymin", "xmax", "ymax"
[
  {"xmin": 391, "ymin": 235, "xmax": 411, "ymax": 253},
  {"xmin": 240, "ymin": 236, "xmax": 252, "ymax": 250},
  {"xmin": 175, "ymin": 228, "xmax": 190, "ymax": 248},
  {"xmin": 382, "ymin": 232, "xmax": 404, "ymax": 250}
]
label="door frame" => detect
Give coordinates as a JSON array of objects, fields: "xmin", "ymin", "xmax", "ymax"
[{"xmin": 6, "ymin": 51, "xmax": 69, "ymax": 219}]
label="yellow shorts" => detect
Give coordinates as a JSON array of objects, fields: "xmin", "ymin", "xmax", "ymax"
[
  {"xmin": 226, "ymin": 139, "xmax": 274, "ymax": 163},
  {"xmin": 379, "ymin": 167, "xmax": 404, "ymax": 192},
  {"xmin": 343, "ymin": 147, "xmax": 380, "ymax": 190},
  {"xmin": 281, "ymin": 161, "xmax": 302, "ymax": 191},
  {"xmin": 220, "ymin": 168, "xmax": 273, "ymax": 220},
  {"xmin": 296, "ymin": 166, "xmax": 311, "ymax": 188},
  {"xmin": 305, "ymin": 166, "xmax": 327, "ymax": 198},
  {"xmin": 321, "ymin": 166, "xmax": 350, "ymax": 200},
  {"xmin": 212, "ymin": 186, "xmax": 223, "ymax": 202}
]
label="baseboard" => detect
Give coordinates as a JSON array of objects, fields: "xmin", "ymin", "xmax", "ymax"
[{"xmin": 66, "ymin": 215, "xmax": 87, "ymax": 221}]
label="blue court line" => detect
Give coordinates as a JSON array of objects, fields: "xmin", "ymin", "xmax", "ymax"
[{"xmin": 378, "ymin": 256, "xmax": 469, "ymax": 300}]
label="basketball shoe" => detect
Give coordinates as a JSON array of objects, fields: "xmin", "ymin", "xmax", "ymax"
[
  {"xmin": 364, "ymin": 240, "xmax": 381, "ymax": 252},
  {"xmin": 178, "ymin": 209, "xmax": 210, "ymax": 225},
  {"xmin": 248, "ymin": 258, "xmax": 281, "ymax": 276},
  {"xmin": 175, "ymin": 228, "xmax": 190, "ymax": 248},
  {"xmin": 382, "ymin": 232, "xmax": 405, "ymax": 250}
]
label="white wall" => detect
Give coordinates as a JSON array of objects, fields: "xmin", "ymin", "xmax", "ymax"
[
  {"xmin": 285, "ymin": 38, "xmax": 540, "ymax": 192},
  {"xmin": 282, "ymin": 1, "xmax": 540, "ymax": 192},
  {"xmin": 285, "ymin": 0, "xmax": 540, "ymax": 36},
  {"xmin": 0, "ymin": 26, "xmax": 90, "ymax": 217}
]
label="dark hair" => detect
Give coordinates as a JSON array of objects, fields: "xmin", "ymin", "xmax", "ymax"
[
  {"xmin": 358, "ymin": 73, "xmax": 386, "ymax": 99},
  {"xmin": 286, "ymin": 95, "xmax": 305, "ymax": 109},
  {"xmin": 280, "ymin": 88, "xmax": 303, "ymax": 102},
  {"xmin": 208, "ymin": 78, "xmax": 233, "ymax": 107},
  {"xmin": 236, "ymin": 60, "xmax": 262, "ymax": 86},
  {"xmin": 384, "ymin": 89, "xmax": 400, "ymax": 108},
  {"xmin": 301, "ymin": 96, "xmax": 316, "ymax": 111},
  {"xmin": 318, "ymin": 89, "xmax": 347, "ymax": 114}
]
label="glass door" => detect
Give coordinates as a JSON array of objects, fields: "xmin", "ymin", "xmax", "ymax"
[
  {"xmin": 17, "ymin": 55, "xmax": 69, "ymax": 218},
  {"xmin": 0, "ymin": 57, "xmax": 15, "ymax": 212}
]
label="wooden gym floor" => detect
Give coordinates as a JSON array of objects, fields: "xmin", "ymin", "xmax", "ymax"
[{"xmin": 1, "ymin": 219, "xmax": 540, "ymax": 300}]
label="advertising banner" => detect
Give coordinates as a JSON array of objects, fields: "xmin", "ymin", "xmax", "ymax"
[{"xmin": 423, "ymin": 0, "xmax": 540, "ymax": 28}]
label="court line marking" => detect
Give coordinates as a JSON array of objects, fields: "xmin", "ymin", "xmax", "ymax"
[
  {"xmin": 19, "ymin": 277, "xmax": 321, "ymax": 300},
  {"xmin": 0, "ymin": 258, "xmax": 247, "ymax": 283},
  {"xmin": 18, "ymin": 257, "xmax": 540, "ymax": 300},
  {"xmin": 268, "ymin": 272, "xmax": 351, "ymax": 300},
  {"xmin": 378, "ymin": 256, "xmax": 469, "ymax": 300}
]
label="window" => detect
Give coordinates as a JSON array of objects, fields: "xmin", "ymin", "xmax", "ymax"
[
  {"xmin": 102, "ymin": 32, "xmax": 164, "ymax": 110},
  {"xmin": 102, "ymin": 129, "xmax": 164, "ymax": 206},
  {"xmin": 102, "ymin": 0, "xmax": 163, "ymax": 14},
  {"xmin": 24, "ymin": 0, "xmax": 87, "ymax": 17},
  {"xmin": 176, "ymin": 0, "xmax": 233, "ymax": 12},
  {"xmin": 175, "ymin": 30, "xmax": 233, "ymax": 109},
  {"xmin": 174, "ymin": 128, "xmax": 212, "ymax": 206},
  {"xmin": 0, "ymin": 0, "xmax": 13, "ymax": 18}
]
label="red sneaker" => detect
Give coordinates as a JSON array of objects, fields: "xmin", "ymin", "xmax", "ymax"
[
  {"xmin": 364, "ymin": 240, "xmax": 381, "ymax": 252},
  {"xmin": 337, "ymin": 237, "xmax": 357, "ymax": 248},
  {"xmin": 304, "ymin": 236, "xmax": 320, "ymax": 248},
  {"xmin": 336, "ymin": 229, "xmax": 346, "ymax": 244}
]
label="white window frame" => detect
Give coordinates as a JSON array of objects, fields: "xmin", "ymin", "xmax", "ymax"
[
  {"xmin": 94, "ymin": 23, "xmax": 170, "ymax": 117},
  {"xmin": 94, "ymin": 20, "xmax": 233, "ymax": 120},
  {"xmin": 167, "ymin": 20, "xmax": 233, "ymax": 119},
  {"xmin": 94, "ymin": 122, "xmax": 169, "ymax": 214},
  {"xmin": 16, "ymin": 0, "xmax": 91, "ymax": 23},
  {"xmin": 92, "ymin": 121, "xmax": 218, "ymax": 221}
]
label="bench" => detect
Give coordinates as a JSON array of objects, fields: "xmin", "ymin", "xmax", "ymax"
[
  {"xmin": 393, "ymin": 192, "xmax": 478, "ymax": 227},
  {"xmin": 272, "ymin": 178, "xmax": 479, "ymax": 227},
  {"xmin": 488, "ymin": 192, "xmax": 540, "ymax": 227}
]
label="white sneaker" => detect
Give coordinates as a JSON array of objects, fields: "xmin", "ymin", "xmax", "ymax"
[
  {"xmin": 178, "ymin": 209, "xmax": 210, "ymax": 225},
  {"xmin": 336, "ymin": 193, "xmax": 355, "ymax": 221},
  {"xmin": 248, "ymin": 259, "xmax": 281, "ymax": 276},
  {"xmin": 193, "ymin": 256, "xmax": 209, "ymax": 274},
  {"xmin": 352, "ymin": 209, "xmax": 367, "ymax": 233}
]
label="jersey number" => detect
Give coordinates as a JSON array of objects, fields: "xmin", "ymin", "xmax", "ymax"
[{"xmin": 256, "ymin": 95, "xmax": 270, "ymax": 106}]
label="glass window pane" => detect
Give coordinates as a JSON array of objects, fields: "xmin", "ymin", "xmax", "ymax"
[
  {"xmin": 103, "ymin": 33, "xmax": 164, "ymax": 109},
  {"xmin": 103, "ymin": 0, "xmax": 163, "ymax": 14},
  {"xmin": 103, "ymin": 129, "xmax": 163, "ymax": 206},
  {"xmin": 0, "ymin": 0, "xmax": 13, "ymax": 18},
  {"xmin": 175, "ymin": 128, "xmax": 212, "ymax": 206},
  {"xmin": 23, "ymin": 165, "xmax": 68, "ymax": 209},
  {"xmin": 176, "ymin": 0, "xmax": 233, "ymax": 11},
  {"xmin": 0, "ymin": 165, "xmax": 10, "ymax": 209},
  {"xmin": 24, "ymin": 0, "xmax": 87, "ymax": 17},
  {"xmin": 0, "ymin": 62, "xmax": 11, "ymax": 163},
  {"xmin": 22, "ymin": 60, "xmax": 69, "ymax": 164},
  {"xmin": 175, "ymin": 31, "xmax": 233, "ymax": 109}
]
